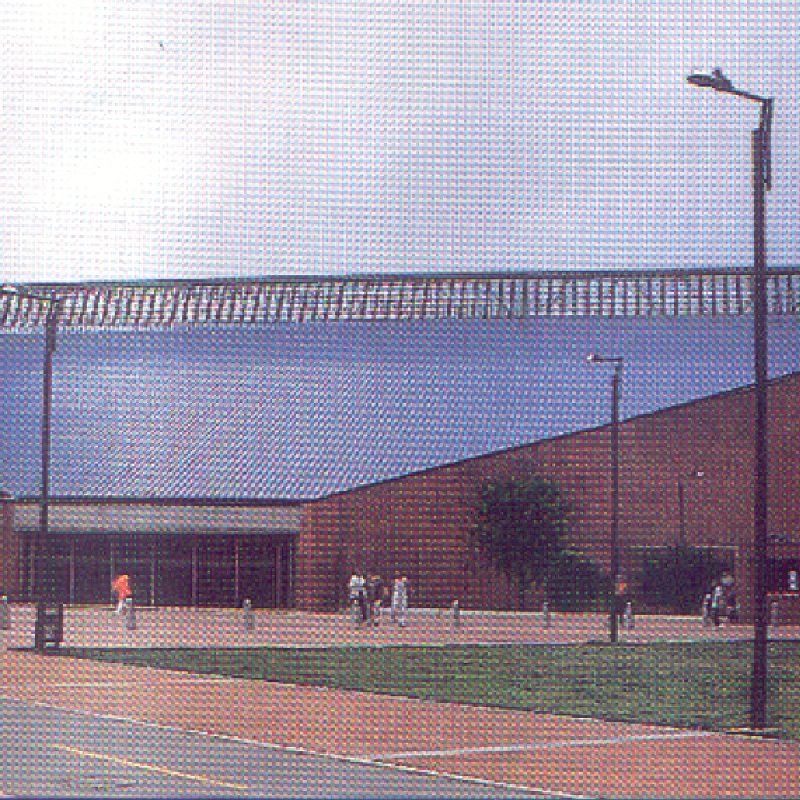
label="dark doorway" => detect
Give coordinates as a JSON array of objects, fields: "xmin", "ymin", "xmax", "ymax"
[
  {"xmin": 155, "ymin": 537, "xmax": 193, "ymax": 606},
  {"xmin": 46, "ymin": 537, "xmax": 72, "ymax": 604},
  {"xmin": 238, "ymin": 536, "xmax": 276, "ymax": 608},
  {"xmin": 73, "ymin": 536, "xmax": 111, "ymax": 605},
  {"xmin": 197, "ymin": 537, "xmax": 235, "ymax": 607}
]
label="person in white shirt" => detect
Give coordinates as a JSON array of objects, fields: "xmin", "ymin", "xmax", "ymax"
[
  {"xmin": 391, "ymin": 574, "xmax": 408, "ymax": 627},
  {"xmin": 710, "ymin": 583, "xmax": 725, "ymax": 627}
]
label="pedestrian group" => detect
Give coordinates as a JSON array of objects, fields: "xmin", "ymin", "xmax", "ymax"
[{"xmin": 348, "ymin": 572, "xmax": 408, "ymax": 627}]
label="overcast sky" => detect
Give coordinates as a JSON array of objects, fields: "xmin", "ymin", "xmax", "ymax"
[{"xmin": 1, "ymin": 1, "xmax": 797, "ymax": 283}]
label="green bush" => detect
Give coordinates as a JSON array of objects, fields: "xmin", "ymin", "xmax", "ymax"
[
  {"xmin": 639, "ymin": 545, "xmax": 731, "ymax": 614},
  {"xmin": 546, "ymin": 550, "xmax": 610, "ymax": 611}
]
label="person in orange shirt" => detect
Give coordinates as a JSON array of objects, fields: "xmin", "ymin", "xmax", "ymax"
[{"xmin": 111, "ymin": 574, "xmax": 132, "ymax": 615}]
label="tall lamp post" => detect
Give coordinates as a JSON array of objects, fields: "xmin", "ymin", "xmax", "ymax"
[
  {"xmin": 587, "ymin": 353, "xmax": 624, "ymax": 643},
  {"xmin": 0, "ymin": 286, "xmax": 66, "ymax": 605},
  {"xmin": 686, "ymin": 68, "xmax": 772, "ymax": 731}
]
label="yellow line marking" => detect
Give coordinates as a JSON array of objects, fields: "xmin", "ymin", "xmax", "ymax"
[
  {"xmin": 52, "ymin": 744, "xmax": 249, "ymax": 791},
  {"xmin": 47, "ymin": 678, "xmax": 231, "ymax": 689}
]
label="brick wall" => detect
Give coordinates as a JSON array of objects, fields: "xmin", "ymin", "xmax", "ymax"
[
  {"xmin": 0, "ymin": 495, "xmax": 20, "ymax": 599},
  {"xmin": 298, "ymin": 373, "xmax": 800, "ymax": 617}
]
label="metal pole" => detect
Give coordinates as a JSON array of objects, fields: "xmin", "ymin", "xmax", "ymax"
[
  {"xmin": 678, "ymin": 481, "xmax": 685, "ymax": 545},
  {"xmin": 609, "ymin": 366, "xmax": 620, "ymax": 644},
  {"xmin": 36, "ymin": 304, "xmax": 59, "ymax": 603},
  {"xmin": 685, "ymin": 72, "xmax": 772, "ymax": 731},
  {"xmin": 750, "ymin": 119, "xmax": 770, "ymax": 731}
]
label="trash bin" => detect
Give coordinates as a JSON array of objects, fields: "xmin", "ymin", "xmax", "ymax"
[{"xmin": 34, "ymin": 601, "xmax": 64, "ymax": 650}]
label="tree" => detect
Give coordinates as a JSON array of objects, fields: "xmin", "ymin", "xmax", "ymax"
[{"xmin": 476, "ymin": 475, "xmax": 570, "ymax": 609}]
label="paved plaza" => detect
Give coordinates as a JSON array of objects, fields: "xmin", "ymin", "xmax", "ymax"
[{"xmin": 4, "ymin": 603, "xmax": 799, "ymax": 651}]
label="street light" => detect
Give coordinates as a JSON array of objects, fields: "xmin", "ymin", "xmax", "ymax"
[
  {"xmin": 587, "ymin": 352, "xmax": 624, "ymax": 643},
  {"xmin": 0, "ymin": 286, "xmax": 66, "ymax": 606},
  {"xmin": 686, "ymin": 68, "xmax": 772, "ymax": 731}
]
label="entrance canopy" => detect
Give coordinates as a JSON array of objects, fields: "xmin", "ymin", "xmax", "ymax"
[{"xmin": 11, "ymin": 502, "xmax": 300, "ymax": 537}]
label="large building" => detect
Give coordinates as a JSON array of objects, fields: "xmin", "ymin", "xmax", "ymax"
[
  {"xmin": 299, "ymin": 370, "xmax": 800, "ymax": 621},
  {"xmin": 1, "ymin": 269, "xmax": 799, "ymax": 617}
]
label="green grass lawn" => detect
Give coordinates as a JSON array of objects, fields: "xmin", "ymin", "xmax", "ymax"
[{"xmin": 59, "ymin": 641, "xmax": 800, "ymax": 740}]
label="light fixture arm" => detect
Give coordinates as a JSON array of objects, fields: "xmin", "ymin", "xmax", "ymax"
[{"xmin": 686, "ymin": 70, "xmax": 772, "ymax": 190}]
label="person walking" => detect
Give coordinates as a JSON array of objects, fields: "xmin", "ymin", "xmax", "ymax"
[
  {"xmin": 710, "ymin": 582, "xmax": 724, "ymax": 627},
  {"xmin": 701, "ymin": 592, "xmax": 712, "ymax": 626},
  {"xmin": 391, "ymin": 574, "xmax": 408, "ymax": 627},
  {"xmin": 348, "ymin": 574, "xmax": 362, "ymax": 625},
  {"xmin": 381, "ymin": 583, "xmax": 391, "ymax": 622},
  {"xmin": 111, "ymin": 573, "xmax": 132, "ymax": 615},
  {"xmin": 356, "ymin": 574, "xmax": 368, "ymax": 623},
  {"xmin": 368, "ymin": 574, "xmax": 383, "ymax": 626},
  {"xmin": 725, "ymin": 585, "xmax": 739, "ymax": 623}
]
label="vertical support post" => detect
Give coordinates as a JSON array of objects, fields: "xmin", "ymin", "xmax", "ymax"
[
  {"xmin": 275, "ymin": 540, "xmax": 281, "ymax": 607},
  {"xmin": 150, "ymin": 541, "xmax": 156, "ymax": 607},
  {"xmin": 109, "ymin": 539, "xmax": 115, "ymax": 606},
  {"xmin": 191, "ymin": 541, "xmax": 198, "ymax": 608},
  {"xmin": 750, "ymin": 121, "xmax": 770, "ymax": 731},
  {"xmin": 69, "ymin": 538, "xmax": 75, "ymax": 606},
  {"xmin": 587, "ymin": 352, "xmax": 624, "ymax": 644},
  {"xmin": 35, "ymin": 305, "xmax": 58, "ymax": 602},
  {"xmin": 233, "ymin": 537, "xmax": 240, "ymax": 609},
  {"xmin": 609, "ymin": 366, "xmax": 620, "ymax": 644}
]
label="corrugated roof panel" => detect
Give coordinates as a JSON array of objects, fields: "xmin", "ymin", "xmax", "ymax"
[{"xmin": 0, "ymin": 317, "xmax": 798, "ymax": 500}]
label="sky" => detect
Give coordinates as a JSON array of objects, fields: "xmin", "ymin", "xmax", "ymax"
[{"xmin": 0, "ymin": 1, "xmax": 798, "ymax": 283}]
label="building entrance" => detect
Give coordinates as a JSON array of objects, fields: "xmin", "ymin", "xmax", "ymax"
[{"xmin": 33, "ymin": 533, "xmax": 295, "ymax": 608}]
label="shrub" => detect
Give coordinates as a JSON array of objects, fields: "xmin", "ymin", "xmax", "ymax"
[
  {"xmin": 546, "ymin": 550, "xmax": 610, "ymax": 611},
  {"xmin": 639, "ymin": 544, "xmax": 731, "ymax": 614}
]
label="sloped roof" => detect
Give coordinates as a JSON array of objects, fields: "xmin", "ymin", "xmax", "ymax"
[{"xmin": 1, "ymin": 316, "xmax": 798, "ymax": 501}]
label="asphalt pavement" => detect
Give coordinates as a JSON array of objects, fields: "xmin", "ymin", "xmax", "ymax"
[{"xmin": 0, "ymin": 695, "xmax": 549, "ymax": 798}]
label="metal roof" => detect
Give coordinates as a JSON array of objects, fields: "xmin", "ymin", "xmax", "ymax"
[{"xmin": 1, "ymin": 312, "xmax": 798, "ymax": 501}]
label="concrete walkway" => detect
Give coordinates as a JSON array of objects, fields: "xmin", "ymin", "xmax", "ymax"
[{"xmin": 3, "ymin": 603, "xmax": 799, "ymax": 650}]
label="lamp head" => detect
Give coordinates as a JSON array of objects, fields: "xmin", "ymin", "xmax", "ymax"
[
  {"xmin": 686, "ymin": 68, "xmax": 734, "ymax": 93},
  {"xmin": 587, "ymin": 353, "xmax": 623, "ymax": 366}
]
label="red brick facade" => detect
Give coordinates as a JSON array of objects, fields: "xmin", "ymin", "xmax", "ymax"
[
  {"xmin": 0, "ymin": 494, "xmax": 19, "ymax": 598},
  {"xmin": 298, "ymin": 373, "xmax": 800, "ymax": 619}
]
